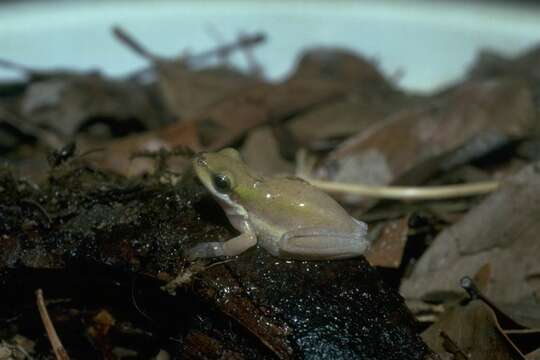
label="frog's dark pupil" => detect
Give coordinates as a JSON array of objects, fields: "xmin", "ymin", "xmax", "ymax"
[{"xmin": 213, "ymin": 174, "xmax": 230, "ymax": 192}]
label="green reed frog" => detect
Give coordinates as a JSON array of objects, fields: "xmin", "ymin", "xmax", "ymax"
[{"xmin": 188, "ymin": 148, "xmax": 369, "ymax": 260}]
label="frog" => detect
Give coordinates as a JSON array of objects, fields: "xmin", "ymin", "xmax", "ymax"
[{"xmin": 187, "ymin": 148, "xmax": 369, "ymax": 260}]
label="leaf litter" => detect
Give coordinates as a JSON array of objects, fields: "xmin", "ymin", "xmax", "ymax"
[{"xmin": 1, "ymin": 24, "xmax": 540, "ymax": 359}]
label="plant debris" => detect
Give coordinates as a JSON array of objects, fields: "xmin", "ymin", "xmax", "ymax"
[{"xmin": 2, "ymin": 23, "xmax": 540, "ymax": 359}]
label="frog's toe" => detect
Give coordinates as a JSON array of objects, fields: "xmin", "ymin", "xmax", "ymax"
[{"xmin": 186, "ymin": 242, "xmax": 224, "ymax": 260}]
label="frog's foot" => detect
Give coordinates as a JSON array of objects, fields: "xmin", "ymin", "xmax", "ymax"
[
  {"xmin": 186, "ymin": 242, "xmax": 225, "ymax": 260},
  {"xmin": 186, "ymin": 232, "xmax": 257, "ymax": 260},
  {"xmin": 278, "ymin": 224, "xmax": 369, "ymax": 260}
]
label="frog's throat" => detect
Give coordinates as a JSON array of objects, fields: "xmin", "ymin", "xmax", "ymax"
[{"xmin": 216, "ymin": 194, "xmax": 249, "ymax": 221}]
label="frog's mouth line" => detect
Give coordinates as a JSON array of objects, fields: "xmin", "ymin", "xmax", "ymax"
[{"xmin": 192, "ymin": 154, "xmax": 233, "ymax": 204}]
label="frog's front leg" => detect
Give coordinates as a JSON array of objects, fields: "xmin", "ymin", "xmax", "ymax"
[
  {"xmin": 187, "ymin": 221, "xmax": 257, "ymax": 259},
  {"xmin": 278, "ymin": 221, "xmax": 369, "ymax": 260}
]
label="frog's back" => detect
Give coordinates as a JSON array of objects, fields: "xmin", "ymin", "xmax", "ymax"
[{"xmin": 244, "ymin": 176, "xmax": 356, "ymax": 233}]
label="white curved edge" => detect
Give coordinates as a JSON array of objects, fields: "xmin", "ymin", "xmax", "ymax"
[{"xmin": 1, "ymin": 0, "xmax": 540, "ymax": 92}]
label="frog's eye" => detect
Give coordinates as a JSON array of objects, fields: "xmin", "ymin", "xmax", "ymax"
[{"xmin": 213, "ymin": 173, "xmax": 232, "ymax": 193}]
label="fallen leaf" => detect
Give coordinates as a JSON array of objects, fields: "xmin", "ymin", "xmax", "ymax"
[
  {"xmin": 468, "ymin": 44, "xmax": 540, "ymax": 83},
  {"xmin": 499, "ymin": 303, "xmax": 540, "ymax": 329},
  {"xmin": 155, "ymin": 62, "xmax": 260, "ymax": 120},
  {"xmin": 318, "ymin": 78, "xmax": 536, "ymax": 206},
  {"xmin": 473, "ymin": 263, "xmax": 492, "ymax": 294},
  {"xmin": 80, "ymin": 121, "xmax": 201, "ymax": 176},
  {"xmin": 20, "ymin": 74, "xmax": 162, "ymax": 139},
  {"xmin": 422, "ymin": 299, "xmax": 524, "ymax": 359},
  {"xmin": 526, "ymin": 347, "xmax": 540, "ymax": 360},
  {"xmin": 401, "ymin": 162, "xmax": 540, "ymax": 304},
  {"xmin": 286, "ymin": 47, "xmax": 415, "ymax": 150},
  {"xmin": 365, "ymin": 216, "xmax": 409, "ymax": 268},
  {"xmin": 113, "ymin": 26, "xmax": 263, "ymax": 120},
  {"xmin": 287, "ymin": 89, "xmax": 414, "ymax": 151},
  {"xmin": 241, "ymin": 126, "xmax": 294, "ymax": 176},
  {"xmin": 287, "ymin": 47, "xmax": 389, "ymax": 87},
  {"xmin": 198, "ymin": 79, "xmax": 347, "ymax": 150}
]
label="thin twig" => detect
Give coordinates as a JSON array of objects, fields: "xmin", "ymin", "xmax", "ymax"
[
  {"xmin": 295, "ymin": 149, "xmax": 499, "ymax": 200},
  {"xmin": 36, "ymin": 289, "xmax": 70, "ymax": 360},
  {"xmin": 112, "ymin": 26, "xmax": 158, "ymax": 61},
  {"xmin": 0, "ymin": 58, "xmax": 34, "ymax": 74},
  {"xmin": 113, "ymin": 25, "xmax": 265, "ymax": 66},
  {"xmin": 188, "ymin": 32, "xmax": 266, "ymax": 65},
  {"xmin": 237, "ymin": 31, "xmax": 264, "ymax": 77},
  {"xmin": 305, "ymin": 177, "xmax": 499, "ymax": 200}
]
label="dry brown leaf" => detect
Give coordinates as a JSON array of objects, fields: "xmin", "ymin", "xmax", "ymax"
[
  {"xmin": 80, "ymin": 121, "xmax": 200, "ymax": 176},
  {"xmin": 287, "ymin": 47, "xmax": 388, "ymax": 86},
  {"xmin": 155, "ymin": 61, "xmax": 260, "ymax": 119},
  {"xmin": 401, "ymin": 162, "xmax": 540, "ymax": 304},
  {"xmin": 75, "ymin": 76, "xmax": 346, "ymax": 176},
  {"xmin": 199, "ymin": 79, "xmax": 346, "ymax": 150},
  {"xmin": 113, "ymin": 26, "xmax": 264, "ymax": 121},
  {"xmin": 365, "ymin": 216, "xmax": 409, "ymax": 268},
  {"xmin": 318, "ymin": 78, "xmax": 535, "ymax": 206},
  {"xmin": 422, "ymin": 300, "xmax": 525, "ymax": 360},
  {"xmin": 473, "ymin": 263, "xmax": 492, "ymax": 294},
  {"xmin": 526, "ymin": 347, "xmax": 540, "ymax": 360},
  {"xmin": 287, "ymin": 91, "xmax": 410, "ymax": 151},
  {"xmin": 499, "ymin": 303, "xmax": 540, "ymax": 330},
  {"xmin": 196, "ymin": 49, "xmax": 392, "ymax": 150},
  {"xmin": 20, "ymin": 74, "xmax": 161, "ymax": 138},
  {"xmin": 241, "ymin": 126, "xmax": 294, "ymax": 176},
  {"xmin": 286, "ymin": 48, "xmax": 414, "ymax": 150},
  {"xmin": 468, "ymin": 44, "xmax": 540, "ymax": 83}
]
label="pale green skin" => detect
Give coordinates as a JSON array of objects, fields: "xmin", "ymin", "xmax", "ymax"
[{"xmin": 188, "ymin": 148, "xmax": 369, "ymax": 260}]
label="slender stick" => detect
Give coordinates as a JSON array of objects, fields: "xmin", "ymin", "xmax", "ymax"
[
  {"xmin": 306, "ymin": 178, "xmax": 499, "ymax": 200},
  {"xmin": 113, "ymin": 25, "xmax": 265, "ymax": 65},
  {"xmin": 0, "ymin": 58, "xmax": 34, "ymax": 73},
  {"xmin": 36, "ymin": 289, "xmax": 70, "ymax": 360},
  {"xmin": 112, "ymin": 26, "xmax": 157, "ymax": 61},
  {"xmin": 190, "ymin": 32, "xmax": 266, "ymax": 64}
]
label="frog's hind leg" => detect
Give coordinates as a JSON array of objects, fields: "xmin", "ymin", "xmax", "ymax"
[{"xmin": 278, "ymin": 223, "xmax": 369, "ymax": 260}]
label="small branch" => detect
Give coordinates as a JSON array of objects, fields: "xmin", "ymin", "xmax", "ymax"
[
  {"xmin": 237, "ymin": 31, "xmax": 264, "ymax": 77},
  {"xmin": 0, "ymin": 58, "xmax": 35, "ymax": 74},
  {"xmin": 305, "ymin": 178, "xmax": 499, "ymax": 200},
  {"xmin": 188, "ymin": 32, "xmax": 266, "ymax": 65},
  {"xmin": 36, "ymin": 289, "xmax": 70, "ymax": 360},
  {"xmin": 113, "ymin": 25, "xmax": 265, "ymax": 67},
  {"xmin": 296, "ymin": 149, "xmax": 499, "ymax": 200},
  {"xmin": 112, "ymin": 26, "xmax": 158, "ymax": 61}
]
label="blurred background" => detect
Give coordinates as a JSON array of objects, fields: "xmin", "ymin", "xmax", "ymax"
[
  {"xmin": 2, "ymin": 0, "xmax": 540, "ymax": 92},
  {"xmin": 2, "ymin": 2, "xmax": 540, "ymax": 359}
]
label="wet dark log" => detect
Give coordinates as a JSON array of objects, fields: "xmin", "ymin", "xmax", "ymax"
[{"xmin": 0, "ymin": 164, "xmax": 434, "ymax": 359}]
